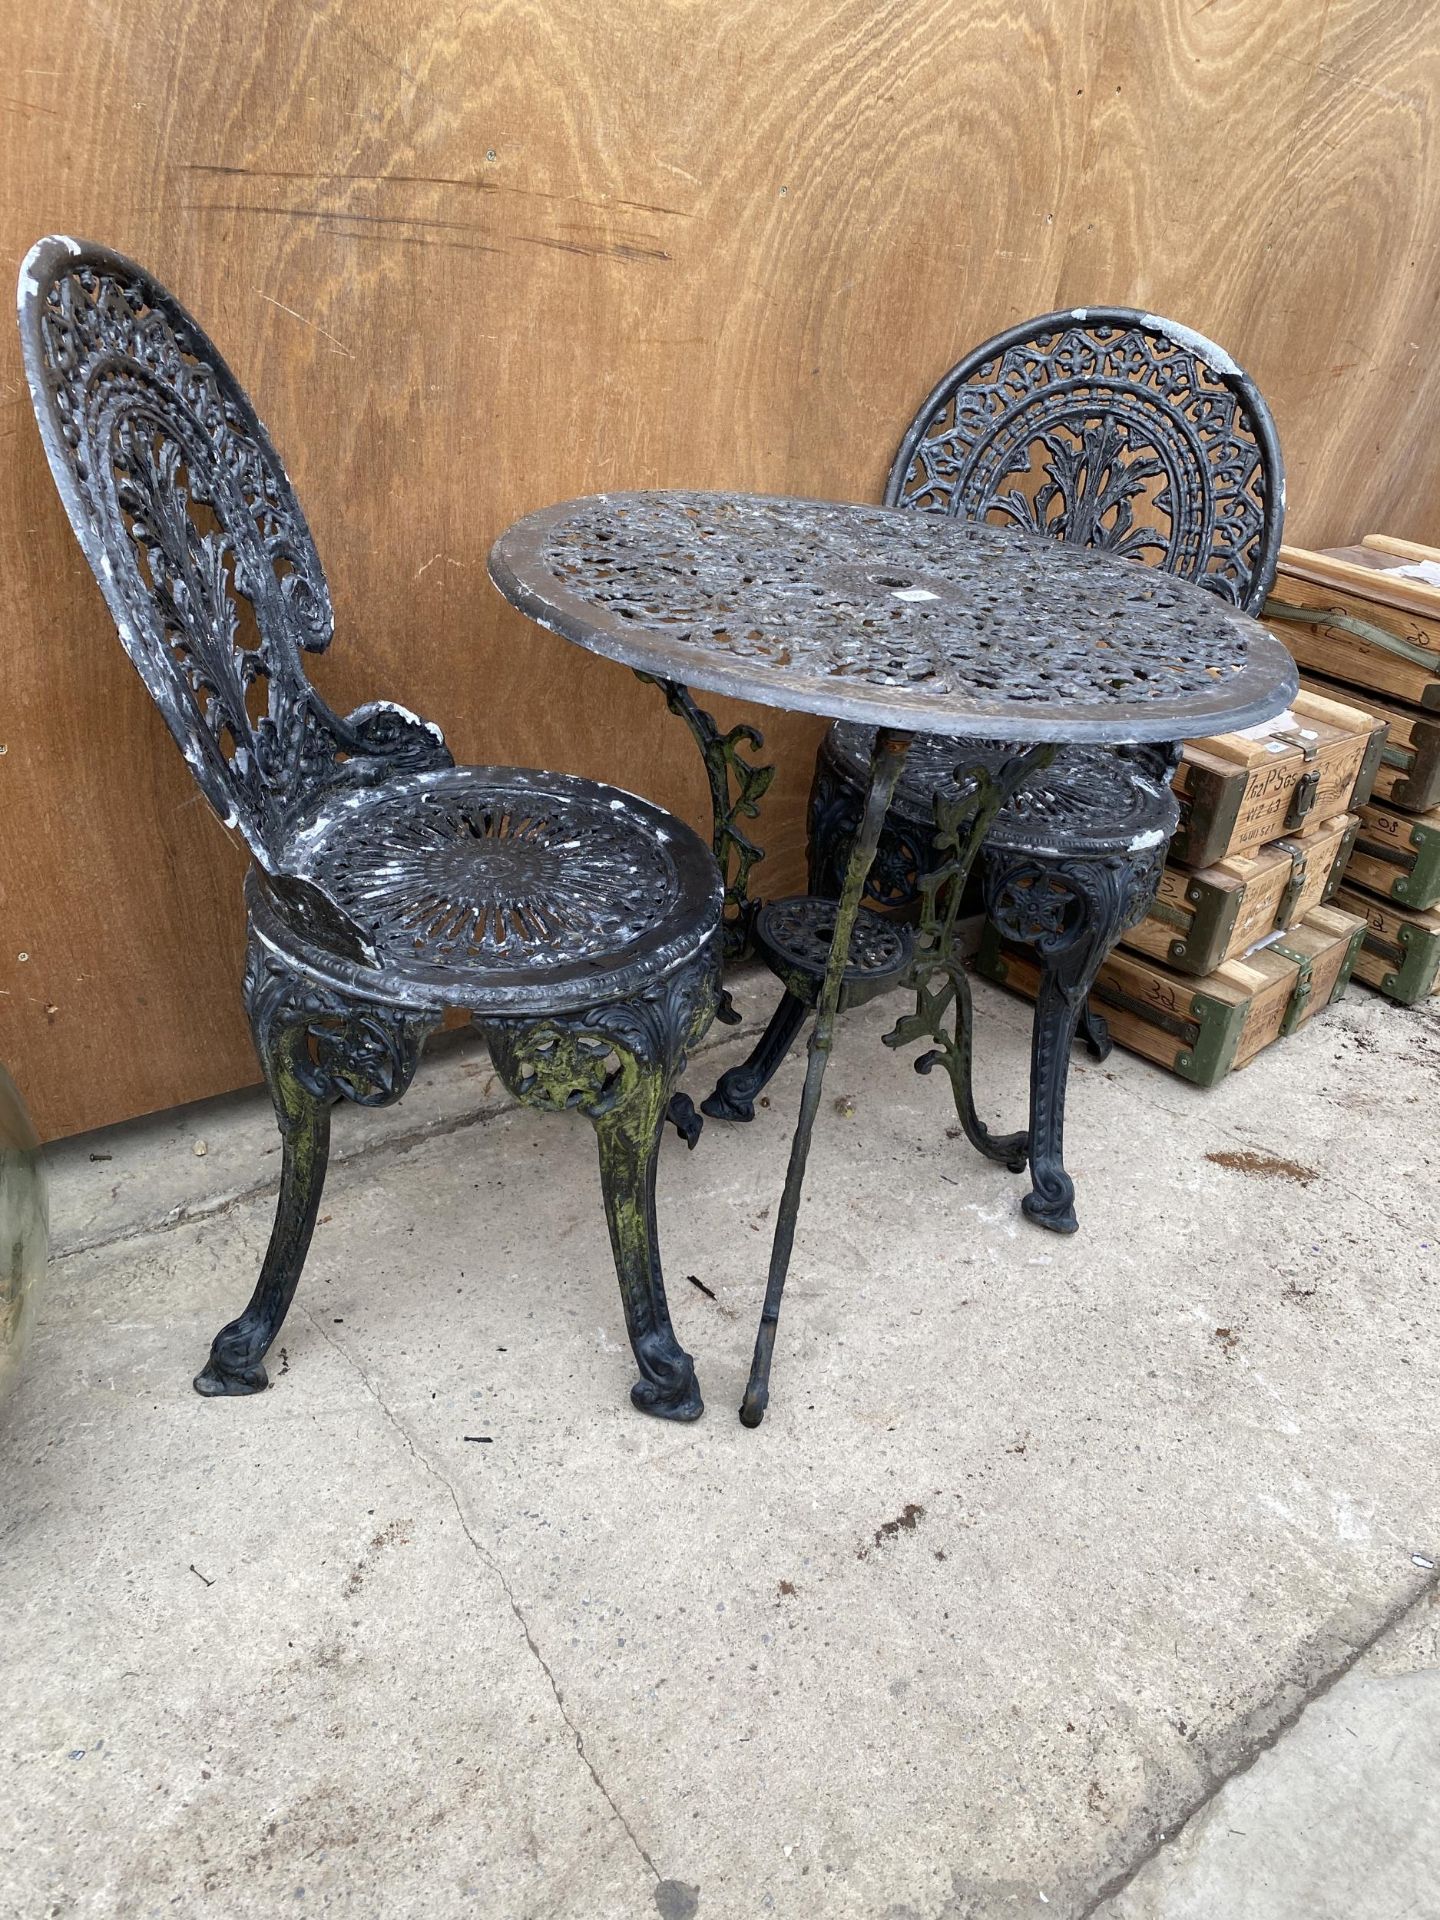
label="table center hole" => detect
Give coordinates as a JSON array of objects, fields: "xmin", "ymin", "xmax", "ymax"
[{"xmin": 869, "ymin": 571, "xmax": 942, "ymax": 604}]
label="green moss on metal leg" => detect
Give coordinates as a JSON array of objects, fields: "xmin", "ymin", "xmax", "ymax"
[{"xmin": 483, "ymin": 938, "xmax": 720, "ymax": 1420}]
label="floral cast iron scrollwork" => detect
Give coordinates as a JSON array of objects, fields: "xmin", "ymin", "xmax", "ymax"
[
  {"xmin": 983, "ymin": 843, "xmax": 1168, "ymax": 1233},
  {"xmin": 25, "ymin": 250, "xmax": 453, "ymax": 866},
  {"xmin": 807, "ymin": 752, "xmax": 931, "ymax": 910},
  {"xmin": 480, "ymin": 933, "xmax": 722, "ymax": 1420},
  {"xmin": 636, "ymin": 673, "xmax": 773, "ymax": 967},
  {"xmin": 888, "ymin": 313, "xmax": 1285, "ymax": 616},
  {"xmin": 242, "ymin": 943, "xmax": 438, "ymax": 1110},
  {"xmin": 516, "ymin": 492, "xmax": 1276, "ymax": 732},
  {"xmin": 24, "ymin": 242, "xmax": 733, "ymax": 1422},
  {"xmin": 193, "ymin": 944, "xmax": 439, "ymax": 1397},
  {"xmin": 882, "ymin": 744, "xmax": 1058, "ymax": 1167}
]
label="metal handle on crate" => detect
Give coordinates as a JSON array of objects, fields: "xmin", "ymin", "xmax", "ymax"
[
  {"xmin": 1283, "ymin": 768, "xmax": 1320, "ymax": 830},
  {"xmin": 1263, "ymin": 596, "xmax": 1440, "ymax": 671}
]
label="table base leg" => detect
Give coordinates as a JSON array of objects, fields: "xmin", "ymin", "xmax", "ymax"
[
  {"xmin": 883, "ymin": 743, "xmax": 1058, "ymax": 1161},
  {"xmin": 740, "ymin": 728, "xmax": 912, "ymax": 1428}
]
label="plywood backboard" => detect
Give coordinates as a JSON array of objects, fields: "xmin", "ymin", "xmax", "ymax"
[{"xmin": 3, "ymin": 0, "xmax": 1438, "ymax": 1137}]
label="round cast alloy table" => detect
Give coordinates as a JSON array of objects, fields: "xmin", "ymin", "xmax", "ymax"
[{"xmin": 489, "ymin": 491, "xmax": 1298, "ymax": 1422}]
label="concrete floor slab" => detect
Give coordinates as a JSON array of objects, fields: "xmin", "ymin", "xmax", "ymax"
[
  {"xmin": 4, "ymin": 970, "xmax": 1437, "ymax": 1918},
  {"xmin": 1094, "ymin": 1609, "xmax": 1440, "ymax": 1920}
]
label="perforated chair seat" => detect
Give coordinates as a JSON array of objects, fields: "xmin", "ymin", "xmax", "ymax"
[
  {"xmin": 823, "ymin": 724, "xmax": 1181, "ymax": 857},
  {"xmin": 255, "ymin": 766, "xmax": 720, "ymax": 1014}
]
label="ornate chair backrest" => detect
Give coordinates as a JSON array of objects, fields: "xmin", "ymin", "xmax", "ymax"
[
  {"xmin": 884, "ymin": 308, "xmax": 1284, "ymax": 614},
  {"xmin": 17, "ymin": 237, "xmax": 387, "ymax": 869}
]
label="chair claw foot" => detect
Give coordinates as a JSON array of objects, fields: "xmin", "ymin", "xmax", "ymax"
[
  {"xmin": 630, "ymin": 1365, "xmax": 704, "ymax": 1422},
  {"xmin": 700, "ymin": 1071, "xmax": 756, "ymax": 1123},
  {"xmin": 1021, "ymin": 1189, "xmax": 1079, "ymax": 1235},
  {"xmin": 194, "ymin": 1352, "xmax": 270, "ymax": 1396}
]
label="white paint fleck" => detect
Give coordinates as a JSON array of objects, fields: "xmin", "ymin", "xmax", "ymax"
[
  {"xmin": 890, "ymin": 587, "xmax": 939, "ymax": 603},
  {"xmin": 1331, "ymin": 1495, "xmax": 1372, "ymax": 1545},
  {"xmin": 1139, "ymin": 314, "xmax": 1241, "ymax": 379},
  {"xmin": 349, "ymin": 700, "xmax": 445, "ymax": 744},
  {"xmin": 1127, "ymin": 826, "xmax": 1166, "ymax": 852}
]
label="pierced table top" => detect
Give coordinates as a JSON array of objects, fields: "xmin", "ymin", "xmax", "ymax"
[{"xmin": 488, "ymin": 490, "xmax": 1297, "ymax": 743}]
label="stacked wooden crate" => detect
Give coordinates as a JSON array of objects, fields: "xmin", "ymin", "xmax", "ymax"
[
  {"xmin": 1266, "ymin": 536, "xmax": 1440, "ymax": 1005},
  {"xmin": 975, "ymin": 686, "xmax": 1382, "ymax": 1086}
]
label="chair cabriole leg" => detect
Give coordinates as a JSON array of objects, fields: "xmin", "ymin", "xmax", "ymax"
[
  {"xmin": 196, "ymin": 940, "xmax": 435, "ymax": 1396},
  {"xmin": 986, "ymin": 846, "xmax": 1164, "ymax": 1234},
  {"xmin": 195, "ymin": 1020, "xmax": 332, "ymax": 1395},
  {"xmin": 483, "ymin": 939, "xmax": 720, "ymax": 1421}
]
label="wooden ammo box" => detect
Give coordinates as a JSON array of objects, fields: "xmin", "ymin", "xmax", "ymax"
[
  {"xmin": 1265, "ymin": 538, "xmax": 1440, "ymax": 711},
  {"xmin": 1124, "ymin": 809, "xmax": 1357, "ymax": 976},
  {"xmin": 1299, "ymin": 674, "xmax": 1440, "ymax": 813},
  {"xmin": 1169, "ymin": 688, "xmax": 1384, "ymax": 868},
  {"xmin": 1334, "ymin": 883, "xmax": 1440, "ymax": 1004},
  {"xmin": 1345, "ymin": 799, "xmax": 1440, "ymax": 912},
  {"xmin": 1272, "ymin": 905, "xmax": 1368, "ymax": 1037},
  {"xmin": 975, "ymin": 906, "xmax": 1365, "ymax": 1087}
]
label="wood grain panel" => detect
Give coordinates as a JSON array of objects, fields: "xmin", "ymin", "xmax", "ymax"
[{"xmin": 1, "ymin": 0, "xmax": 1437, "ymax": 1138}]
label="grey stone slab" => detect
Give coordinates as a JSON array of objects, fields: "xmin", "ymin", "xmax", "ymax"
[
  {"xmin": 1093, "ymin": 1610, "xmax": 1440, "ymax": 1920},
  {"xmin": 0, "ymin": 1354, "xmax": 653, "ymax": 1920}
]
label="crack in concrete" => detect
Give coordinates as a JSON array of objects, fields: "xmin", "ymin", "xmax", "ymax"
[
  {"xmin": 300, "ymin": 1306, "xmax": 662, "ymax": 1890},
  {"xmin": 1078, "ymin": 1564, "xmax": 1440, "ymax": 1917}
]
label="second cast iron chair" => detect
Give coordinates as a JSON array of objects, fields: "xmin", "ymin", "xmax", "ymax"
[
  {"xmin": 19, "ymin": 238, "xmax": 723, "ymax": 1420},
  {"xmin": 704, "ymin": 309, "xmax": 1285, "ymax": 1232}
]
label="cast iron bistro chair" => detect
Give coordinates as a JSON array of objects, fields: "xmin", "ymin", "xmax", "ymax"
[
  {"xmin": 18, "ymin": 237, "xmax": 723, "ymax": 1420},
  {"xmin": 705, "ymin": 309, "xmax": 1285, "ymax": 1232}
]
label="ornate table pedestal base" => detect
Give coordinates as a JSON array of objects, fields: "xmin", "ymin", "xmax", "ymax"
[
  {"xmin": 730, "ymin": 732, "xmax": 1181, "ymax": 1233},
  {"xmin": 701, "ymin": 897, "xmax": 912, "ymax": 1124}
]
